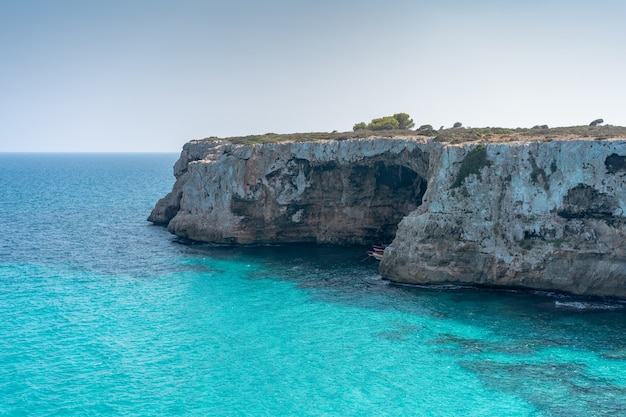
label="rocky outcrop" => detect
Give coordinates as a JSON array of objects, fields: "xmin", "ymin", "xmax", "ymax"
[
  {"xmin": 149, "ymin": 137, "xmax": 430, "ymax": 245},
  {"xmin": 380, "ymin": 139, "xmax": 626, "ymax": 297},
  {"xmin": 149, "ymin": 140, "xmax": 232, "ymax": 226},
  {"xmin": 151, "ymin": 136, "xmax": 626, "ymax": 297}
]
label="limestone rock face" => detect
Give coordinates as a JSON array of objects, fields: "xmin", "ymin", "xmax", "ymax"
[
  {"xmin": 380, "ymin": 139, "xmax": 626, "ymax": 297},
  {"xmin": 151, "ymin": 136, "xmax": 626, "ymax": 297},
  {"xmin": 148, "ymin": 140, "xmax": 231, "ymax": 225},
  {"xmin": 149, "ymin": 137, "xmax": 430, "ymax": 245}
]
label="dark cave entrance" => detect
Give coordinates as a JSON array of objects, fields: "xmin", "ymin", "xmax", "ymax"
[
  {"xmin": 306, "ymin": 160, "xmax": 427, "ymax": 245},
  {"xmin": 367, "ymin": 162, "xmax": 427, "ymax": 243},
  {"xmin": 233, "ymin": 157, "xmax": 429, "ymax": 246}
]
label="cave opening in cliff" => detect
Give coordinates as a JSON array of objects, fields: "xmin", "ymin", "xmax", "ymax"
[
  {"xmin": 366, "ymin": 161, "xmax": 427, "ymax": 244},
  {"xmin": 300, "ymin": 159, "xmax": 427, "ymax": 245}
]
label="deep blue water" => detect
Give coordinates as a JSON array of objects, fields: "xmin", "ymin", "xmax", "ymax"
[{"xmin": 1, "ymin": 153, "xmax": 626, "ymax": 416}]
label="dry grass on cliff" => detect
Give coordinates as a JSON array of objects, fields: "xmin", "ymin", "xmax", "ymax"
[
  {"xmin": 199, "ymin": 125, "xmax": 626, "ymax": 145},
  {"xmin": 433, "ymin": 125, "xmax": 626, "ymax": 144},
  {"xmin": 201, "ymin": 130, "xmax": 418, "ymax": 146}
]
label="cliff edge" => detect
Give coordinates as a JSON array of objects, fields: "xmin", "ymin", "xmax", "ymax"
[{"xmin": 150, "ymin": 134, "xmax": 626, "ymax": 297}]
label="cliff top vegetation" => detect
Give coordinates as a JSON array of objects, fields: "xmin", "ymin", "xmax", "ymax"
[{"xmin": 198, "ymin": 125, "xmax": 626, "ymax": 146}]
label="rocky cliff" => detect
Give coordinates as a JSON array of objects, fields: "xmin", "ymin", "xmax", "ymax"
[
  {"xmin": 149, "ymin": 137, "xmax": 430, "ymax": 245},
  {"xmin": 150, "ymin": 136, "xmax": 626, "ymax": 297},
  {"xmin": 380, "ymin": 139, "xmax": 626, "ymax": 297}
]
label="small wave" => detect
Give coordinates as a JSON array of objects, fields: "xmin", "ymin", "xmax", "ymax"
[
  {"xmin": 554, "ymin": 301, "xmax": 624, "ymax": 311},
  {"xmin": 395, "ymin": 282, "xmax": 476, "ymax": 291},
  {"xmin": 364, "ymin": 274, "xmax": 386, "ymax": 282}
]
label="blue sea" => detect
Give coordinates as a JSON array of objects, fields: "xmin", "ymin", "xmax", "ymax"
[{"xmin": 1, "ymin": 153, "xmax": 626, "ymax": 416}]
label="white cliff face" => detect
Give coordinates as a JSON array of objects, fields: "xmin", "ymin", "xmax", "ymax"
[
  {"xmin": 150, "ymin": 137, "xmax": 431, "ymax": 245},
  {"xmin": 150, "ymin": 136, "xmax": 626, "ymax": 297},
  {"xmin": 380, "ymin": 139, "xmax": 626, "ymax": 297},
  {"xmin": 148, "ymin": 140, "xmax": 232, "ymax": 225}
]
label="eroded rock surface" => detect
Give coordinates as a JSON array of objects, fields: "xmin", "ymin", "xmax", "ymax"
[
  {"xmin": 149, "ymin": 138, "xmax": 430, "ymax": 245},
  {"xmin": 151, "ymin": 136, "xmax": 626, "ymax": 297},
  {"xmin": 380, "ymin": 139, "xmax": 626, "ymax": 297}
]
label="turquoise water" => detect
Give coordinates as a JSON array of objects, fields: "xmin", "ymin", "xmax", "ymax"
[{"xmin": 1, "ymin": 154, "xmax": 626, "ymax": 416}]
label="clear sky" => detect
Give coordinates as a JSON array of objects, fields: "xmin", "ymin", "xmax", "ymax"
[{"xmin": 1, "ymin": 0, "xmax": 625, "ymax": 152}]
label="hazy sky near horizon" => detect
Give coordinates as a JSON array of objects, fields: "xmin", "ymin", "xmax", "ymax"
[{"xmin": 1, "ymin": 0, "xmax": 625, "ymax": 152}]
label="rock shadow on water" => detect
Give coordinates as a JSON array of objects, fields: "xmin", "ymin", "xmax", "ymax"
[
  {"xmin": 180, "ymin": 262, "xmax": 225, "ymax": 275},
  {"xmin": 173, "ymin": 240, "xmax": 626, "ymax": 359},
  {"xmin": 431, "ymin": 332, "xmax": 596, "ymax": 357},
  {"xmin": 172, "ymin": 241, "xmax": 463, "ymax": 323},
  {"xmin": 460, "ymin": 360, "xmax": 626, "ymax": 416},
  {"xmin": 601, "ymin": 349, "xmax": 626, "ymax": 361},
  {"xmin": 374, "ymin": 322, "xmax": 421, "ymax": 342},
  {"xmin": 425, "ymin": 332, "xmax": 541, "ymax": 356},
  {"xmin": 425, "ymin": 330, "xmax": 618, "ymax": 357},
  {"xmin": 429, "ymin": 333, "xmax": 488, "ymax": 355}
]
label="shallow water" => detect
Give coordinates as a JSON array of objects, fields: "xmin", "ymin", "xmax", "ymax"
[{"xmin": 1, "ymin": 153, "xmax": 625, "ymax": 416}]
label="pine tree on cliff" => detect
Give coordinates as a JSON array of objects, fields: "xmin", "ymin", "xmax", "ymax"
[
  {"xmin": 393, "ymin": 113, "xmax": 415, "ymax": 130},
  {"xmin": 353, "ymin": 113, "xmax": 415, "ymax": 131}
]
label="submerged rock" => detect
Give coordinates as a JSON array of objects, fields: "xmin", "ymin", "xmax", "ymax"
[{"xmin": 150, "ymin": 136, "xmax": 626, "ymax": 297}]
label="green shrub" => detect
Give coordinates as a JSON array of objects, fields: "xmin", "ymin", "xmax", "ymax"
[
  {"xmin": 417, "ymin": 124, "xmax": 436, "ymax": 136},
  {"xmin": 352, "ymin": 112, "xmax": 415, "ymax": 131},
  {"xmin": 353, "ymin": 122, "xmax": 367, "ymax": 131},
  {"xmin": 368, "ymin": 116, "xmax": 400, "ymax": 131},
  {"xmin": 393, "ymin": 113, "xmax": 415, "ymax": 130}
]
